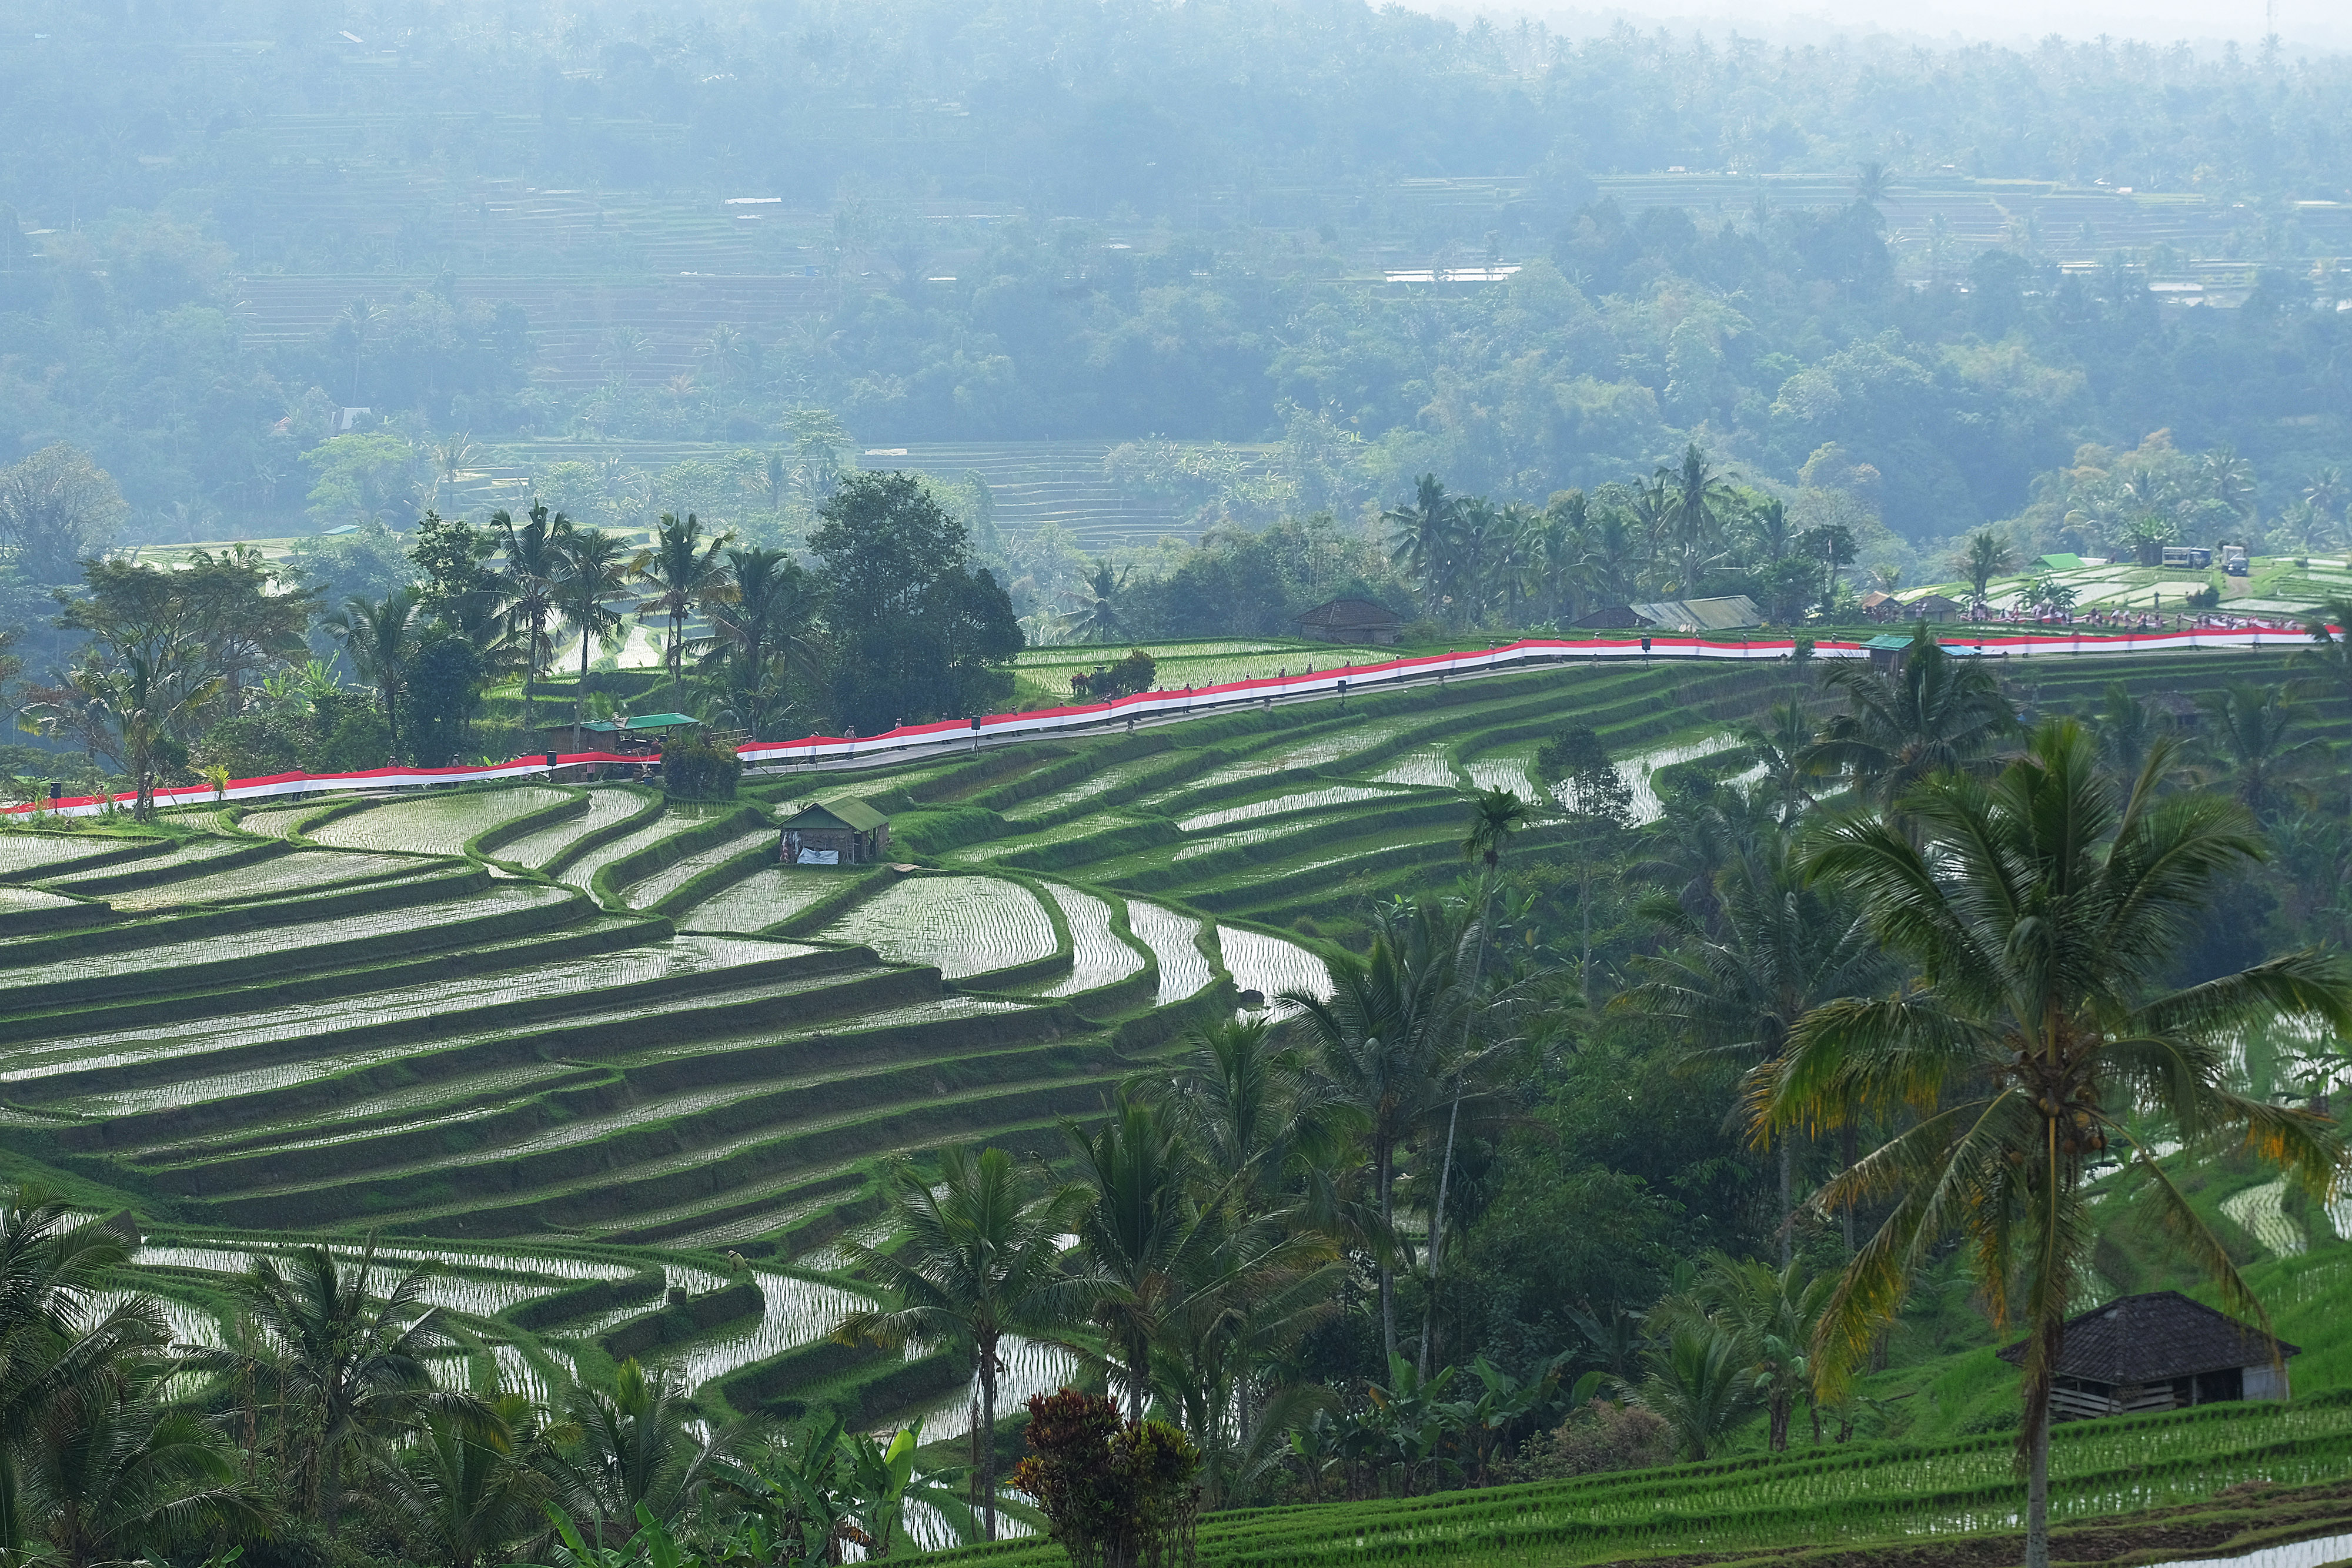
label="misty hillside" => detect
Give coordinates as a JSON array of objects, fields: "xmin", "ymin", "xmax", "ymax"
[{"xmin": 2, "ymin": 0, "xmax": 2351, "ymax": 560}]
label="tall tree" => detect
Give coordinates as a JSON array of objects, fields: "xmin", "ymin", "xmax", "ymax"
[
  {"xmin": 809, "ymin": 472, "xmax": 1022, "ymax": 734},
  {"xmin": 230, "ymin": 1241, "xmax": 473, "ymax": 1530},
  {"xmin": 490, "ymin": 503, "xmax": 574, "ymax": 730},
  {"xmin": 325, "ymin": 588, "xmax": 423, "ymax": 763},
  {"xmin": 0, "ymin": 1195, "xmax": 169, "ymax": 1565},
  {"xmin": 1758, "ymin": 721, "xmax": 2352, "ymax": 1568},
  {"xmin": 1622, "ymin": 830, "xmax": 1887, "ymax": 1260},
  {"xmin": 1536, "ymin": 726, "xmax": 1636, "ymax": 985},
  {"xmin": 1802, "ymin": 625, "xmax": 2015, "ymax": 811},
  {"xmin": 379, "ymin": 1390, "xmax": 556, "ymax": 1568},
  {"xmin": 1956, "ymin": 530, "xmax": 2015, "ymax": 611},
  {"xmin": 1383, "ymin": 475, "xmax": 1459, "ymax": 618},
  {"xmin": 833, "ymin": 1148, "xmax": 1081, "ymax": 1540},
  {"xmin": 553, "ymin": 530, "xmax": 642, "ymax": 753},
  {"xmin": 697, "ymin": 544, "xmax": 820, "ymax": 737},
  {"xmin": 553, "ymin": 1359, "xmax": 724, "ymax": 1541},
  {"xmin": 1659, "ymin": 443, "xmax": 1739, "ymax": 596},
  {"xmin": 1062, "ymin": 1093, "xmax": 1200, "ymax": 1423},
  {"xmin": 636, "ymin": 512, "xmax": 736, "ymax": 710},
  {"xmin": 2197, "ymin": 681, "xmax": 2326, "ymax": 822},
  {"xmin": 2296, "ymin": 596, "xmax": 2352, "ymax": 821},
  {"xmin": 28, "ymin": 1367, "xmax": 259, "ymax": 1568},
  {"xmin": 1068, "ymin": 559, "xmax": 1128, "ymax": 644},
  {"xmin": 0, "ymin": 444, "xmax": 124, "ymax": 584},
  {"xmin": 1284, "ymin": 903, "xmax": 1461, "ymax": 1363},
  {"xmin": 1419, "ymin": 788, "xmax": 1531, "ymax": 1372}
]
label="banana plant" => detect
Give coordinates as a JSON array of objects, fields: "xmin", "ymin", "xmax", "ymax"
[{"xmin": 1364, "ymin": 1353, "xmax": 1463, "ymax": 1496}]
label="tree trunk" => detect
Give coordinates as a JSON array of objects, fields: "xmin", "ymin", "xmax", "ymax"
[
  {"xmin": 2024, "ymin": 1390, "xmax": 2052, "ymax": 1568},
  {"xmin": 1418, "ymin": 1085, "xmax": 1461, "ymax": 1379},
  {"xmin": 978, "ymin": 1336, "xmax": 999, "ymax": 1542},
  {"xmin": 2023, "ymin": 1313, "xmax": 2062, "ymax": 1568},
  {"xmin": 1580, "ymin": 861, "xmax": 1593, "ymax": 992},
  {"xmin": 1840, "ymin": 1122, "xmax": 1858, "ymax": 1253},
  {"xmin": 1778, "ymin": 1138, "xmax": 1793, "ymax": 1269},
  {"xmin": 1378, "ymin": 1144, "xmax": 1397, "ymax": 1365},
  {"xmin": 576, "ymin": 631, "xmax": 591, "ymax": 754},
  {"xmin": 523, "ymin": 613, "xmax": 539, "ymax": 730}
]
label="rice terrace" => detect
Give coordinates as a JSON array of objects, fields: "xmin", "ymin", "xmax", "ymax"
[
  {"xmin": 19, "ymin": 0, "xmax": 2352, "ymax": 1564},
  {"xmin": 0, "ymin": 625, "xmax": 2348, "ymax": 1568}
]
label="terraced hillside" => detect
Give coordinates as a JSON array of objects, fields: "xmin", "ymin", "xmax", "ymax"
[{"xmin": 0, "ymin": 646, "xmax": 2338, "ymax": 1455}]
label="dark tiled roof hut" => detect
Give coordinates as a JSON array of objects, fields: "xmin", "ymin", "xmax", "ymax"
[
  {"xmin": 1297, "ymin": 597, "xmax": 1404, "ymax": 646},
  {"xmin": 780, "ymin": 796, "xmax": 890, "ymax": 865},
  {"xmin": 1997, "ymin": 1291, "xmax": 2298, "ymax": 1421}
]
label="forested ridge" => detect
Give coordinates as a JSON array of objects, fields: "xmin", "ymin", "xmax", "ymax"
[{"xmin": 4, "ymin": 0, "xmax": 2352, "ymax": 551}]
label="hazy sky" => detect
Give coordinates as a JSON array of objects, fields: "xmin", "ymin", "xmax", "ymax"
[{"xmin": 1435, "ymin": 0, "xmax": 2352, "ymax": 51}]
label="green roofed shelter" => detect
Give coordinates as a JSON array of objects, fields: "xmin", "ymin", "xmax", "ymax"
[
  {"xmin": 570, "ymin": 713, "xmax": 701, "ymax": 734},
  {"xmin": 2036, "ymin": 553, "xmax": 2086, "ymax": 571},
  {"xmin": 780, "ymin": 796, "xmax": 890, "ymax": 865}
]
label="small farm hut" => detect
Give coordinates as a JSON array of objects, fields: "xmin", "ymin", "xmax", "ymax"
[
  {"xmin": 1997, "ymin": 1291, "xmax": 2298, "ymax": 1422},
  {"xmin": 553, "ymin": 713, "xmax": 701, "ymax": 755},
  {"xmin": 781, "ymin": 796, "xmax": 890, "ymax": 865},
  {"xmin": 1297, "ymin": 598, "xmax": 1404, "ymax": 646}
]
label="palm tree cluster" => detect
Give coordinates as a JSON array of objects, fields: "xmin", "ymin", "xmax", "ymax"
[
  {"xmin": 325, "ymin": 507, "xmax": 817, "ymax": 759},
  {"xmin": 1381, "ymin": 445, "xmax": 1848, "ymax": 631},
  {"xmin": 0, "ymin": 1207, "xmax": 964, "ymax": 1568},
  {"xmin": 834, "ymin": 630, "xmax": 2352, "ymax": 1568}
]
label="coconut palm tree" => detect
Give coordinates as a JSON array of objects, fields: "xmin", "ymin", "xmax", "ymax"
[
  {"xmin": 833, "ymin": 1148, "xmax": 1083, "ymax": 1541},
  {"xmin": 1659, "ymin": 443, "xmax": 1739, "ymax": 596},
  {"xmin": 1150, "ymin": 1019, "xmax": 1341, "ymax": 1231},
  {"xmin": 379, "ymin": 1390, "xmax": 560, "ymax": 1568},
  {"xmin": 0, "ymin": 1195, "xmax": 172, "ymax": 1564},
  {"xmin": 1285, "ymin": 903, "xmax": 1462, "ymax": 1362},
  {"xmin": 1697, "ymin": 1254, "xmax": 1833, "ymax": 1450},
  {"xmin": 1061, "ymin": 1092, "xmax": 1201, "ymax": 1422},
  {"xmin": 1067, "ymin": 559, "xmax": 1129, "ymax": 645},
  {"xmin": 2197, "ymin": 681, "xmax": 2328, "ymax": 822},
  {"xmin": 1622, "ymin": 830, "xmax": 1887, "ymax": 1261},
  {"xmin": 433, "ymin": 432, "xmax": 480, "ymax": 511},
  {"xmin": 26, "ymin": 1365, "xmax": 259, "ymax": 1568},
  {"xmin": 1418, "ymin": 789, "xmax": 1532, "ymax": 1371},
  {"xmin": 231, "ymin": 1241, "xmax": 473, "ymax": 1530},
  {"xmin": 1740, "ymin": 700, "xmax": 1818, "ymax": 826},
  {"xmin": 696, "ymin": 545, "xmax": 820, "ymax": 738},
  {"xmin": 2090, "ymin": 681, "xmax": 2176, "ymax": 783},
  {"xmin": 1631, "ymin": 1322, "xmax": 1753, "ymax": 1461},
  {"xmin": 2296, "ymin": 595, "xmax": 2352, "ymax": 821},
  {"xmin": 1384, "ymin": 475, "xmax": 1459, "ymax": 617},
  {"xmin": 1755, "ymin": 720, "xmax": 2352, "ymax": 1568},
  {"xmin": 554, "ymin": 529, "xmax": 642, "ymax": 753},
  {"xmin": 491, "ymin": 503, "xmax": 574, "ymax": 730},
  {"xmin": 553, "ymin": 1359, "xmax": 726, "ymax": 1542},
  {"xmin": 2303, "ymin": 466, "xmax": 2348, "ymax": 537},
  {"xmin": 326, "ymin": 587, "xmax": 422, "ymax": 763},
  {"xmin": 18, "ymin": 648, "xmax": 221, "ymax": 821},
  {"xmin": 636, "ymin": 512, "xmax": 736, "ymax": 709},
  {"xmin": 1801, "ymin": 624, "xmax": 2015, "ymax": 811},
  {"xmin": 1956, "ymin": 530, "xmax": 2015, "ymax": 612},
  {"xmin": 1852, "ymin": 161, "xmax": 1899, "ymax": 205}
]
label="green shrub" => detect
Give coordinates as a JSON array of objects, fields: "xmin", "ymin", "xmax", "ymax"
[
  {"xmin": 310, "ymin": 692, "xmax": 391, "ymax": 771},
  {"xmin": 193, "ymin": 713, "xmax": 308, "ymax": 779},
  {"xmin": 663, "ymin": 732, "xmax": 743, "ymax": 800}
]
